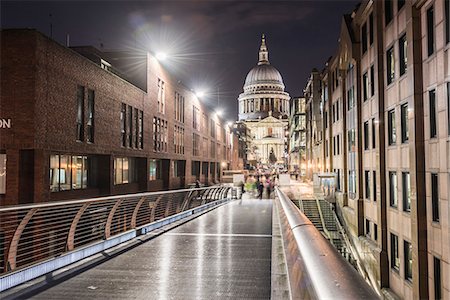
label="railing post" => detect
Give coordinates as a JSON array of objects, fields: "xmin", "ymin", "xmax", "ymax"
[
  {"xmin": 6, "ymin": 208, "xmax": 39, "ymax": 271},
  {"xmin": 131, "ymin": 197, "xmax": 146, "ymax": 229},
  {"xmin": 66, "ymin": 203, "xmax": 90, "ymax": 251},
  {"xmin": 105, "ymin": 199, "xmax": 124, "ymax": 239}
]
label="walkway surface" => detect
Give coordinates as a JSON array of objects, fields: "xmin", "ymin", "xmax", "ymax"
[{"xmin": 26, "ymin": 199, "xmax": 273, "ymax": 299}]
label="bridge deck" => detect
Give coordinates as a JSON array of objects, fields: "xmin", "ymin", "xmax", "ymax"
[{"xmin": 28, "ymin": 199, "xmax": 273, "ymax": 299}]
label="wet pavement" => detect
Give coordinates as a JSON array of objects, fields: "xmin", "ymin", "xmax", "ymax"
[{"xmin": 27, "ymin": 199, "xmax": 273, "ymax": 300}]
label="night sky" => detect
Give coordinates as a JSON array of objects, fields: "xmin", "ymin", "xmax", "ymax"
[{"xmin": 1, "ymin": 0, "xmax": 359, "ymax": 121}]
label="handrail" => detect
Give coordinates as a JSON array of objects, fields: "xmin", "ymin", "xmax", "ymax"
[
  {"xmin": 0, "ymin": 186, "xmax": 230, "ymax": 275},
  {"xmin": 275, "ymin": 187, "xmax": 379, "ymax": 299},
  {"xmin": 0, "ymin": 186, "xmax": 223, "ymax": 212}
]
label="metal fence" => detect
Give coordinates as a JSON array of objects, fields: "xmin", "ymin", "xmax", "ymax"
[
  {"xmin": 275, "ymin": 187, "xmax": 379, "ymax": 299},
  {"xmin": 0, "ymin": 186, "xmax": 230, "ymax": 275}
]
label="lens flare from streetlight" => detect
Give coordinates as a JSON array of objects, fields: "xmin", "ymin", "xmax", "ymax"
[
  {"xmin": 156, "ymin": 52, "xmax": 167, "ymax": 61},
  {"xmin": 216, "ymin": 110, "xmax": 223, "ymax": 117},
  {"xmin": 195, "ymin": 90, "xmax": 206, "ymax": 98}
]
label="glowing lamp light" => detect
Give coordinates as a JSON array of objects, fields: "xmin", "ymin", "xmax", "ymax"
[
  {"xmin": 216, "ymin": 110, "xmax": 223, "ymax": 117},
  {"xmin": 227, "ymin": 122, "xmax": 233, "ymax": 127},
  {"xmin": 195, "ymin": 90, "xmax": 206, "ymax": 98},
  {"xmin": 155, "ymin": 52, "xmax": 168, "ymax": 61}
]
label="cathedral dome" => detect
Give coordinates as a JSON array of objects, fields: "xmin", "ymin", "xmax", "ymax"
[{"xmin": 244, "ymin": 64, "xmax": 284, "ymax": 87}]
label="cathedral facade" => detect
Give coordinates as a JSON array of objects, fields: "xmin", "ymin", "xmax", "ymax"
[{"xmin": 238, "ymin": 35, "xmax": 290, "ymax": 169}]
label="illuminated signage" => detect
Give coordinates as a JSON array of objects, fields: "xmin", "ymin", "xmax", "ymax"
[{"xmin": 0, "ymin": 119, "xmax": 11, "ymax": 129}]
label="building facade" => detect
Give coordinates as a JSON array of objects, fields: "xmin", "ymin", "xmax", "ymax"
[
  {"xmin": 0, "ymin": 29, "xmax": 234, "ymax": 206},
  {"xmin": 238, "ymin": 35, "xmax": 290, "ymax": 169},
  {"xmin": 288, "ymin": 97, "xmax": 306, "ymax": 175},
  {"xmin": 303, "ymin": 1, "xmax": 449, "ymax": 299}
]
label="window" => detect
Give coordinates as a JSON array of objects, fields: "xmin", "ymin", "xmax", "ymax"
[
  {"xmin": 363, "ymin": 72, "xmax": 369, "ymax": 101},
  {"xmin": 374, "ymin": 223, "xmax": 378, "ymax": 241},
  {"xmin": 434, "ymin": 257, "xmax": 441, "ymax": 300},
  {"xmin": 365, "ymin": 219, "xmax": 371, "ymax": 236},
  {"xmin": 149, "ymin": 159, "xmax": 161, "ymax": 181},
  {"xmin": 402, "ymin": 172, "xmax": 411, "ymax": 212},
  {"xmin": 404, "ymin": 241, "xmax": 412, "ymax": 281},
  {"xmin": 348, "ymin": 129, "xmax": 356, "ymax": 152},
  {"xmin": 448, "ymin": 82, "xmax": 450, "ymax": 135},
  {"xmin": 427, "ymin": 6, "xmax": 435, "ymax": 56},
  {"xmin": 50, "ymin": 154, "xmax": 88, "ymax": 192},
  {"xmin": 193, "ymin": 133, "xmax": 200, "ymax": 156},
  {"xmin": 121, "ymin": 103, "xmax": 126, "ymax": 147},
  {"xmin": 369, "ymin": 13, "xmax": 374, "ymax": 45},
  {"xmin": 387, "ymin": 46, "xmax": 395, "ymax": 85},
  {"xmin": 431, "ymin": 173, "xmax": 439, "ymax": 222},
  {"xmin": 390, "ymin": 233, "xmax": 399, "ymax": 271},
  {"xmin": 362, "ymin": 22, "xmax": 368, "ymax": 54},
  {"xmin": 138, "ymin": 110, "xmax": 143, "ymax": 149},
  {"xmin": 191, "ymin": 161, "xmax": 200, "ymax": 177},
  {"xmin": 157, "ymin": 78, "xmax": 165, "ymax": 114},
  {"xmin": 401, "ymin": 103, "xmax": 409, "ymax": 143},
  {"xmin": 370, "ymin": 65, "xmax": 375, "ymax": 97},
  {"xmin": 373, "ymin": 171, "xmax": 377, "ymax": 201},
  {"xmin": 324, "ymin": 111, "xmax": 328, "ymax": 129},
  {"xmin": 446, "ymin": 0, "xmax": 449, "ymax": 44},
  {"xmin": 365, "ymin": 170, "xmax": 370, "ymax": 199},
  {"xmin": 364, "ymin": 121, "xmax": 369, "ymax": 150},
  {"xmin": 388, "ymin": 109, "xmax": 396, "ymax": 145},
  {"xmin": 153, "ymin": 117, "xmax": 168, "ymax": 152},
  {"xmin": 389, "ymin": 171, "xmax": 398, "ymax": 207},
  {"xmin": 349, "ymin": 170, "xmax": 356, "ymax": 194},
  {"xmin": 398, "ymin": 0, "xmax": 405, "ymax": 10},
  {"xmin": 430, "ymin": 90, "xmax": 437, "ymax": 138},
  {"xmin": 114, "ymin": 157, "xmax": 136, "ymax": 185},
  {"xmin": 372, "ymin": 118, "xmax": 376, "ymax": 148},
  {"xmin": 385, "ymin": 0, "xmax": 393, "ymax": 24},
  {"xmin": 0, "ymin": 154, "xmax": 6, "ymax": 194},
  {"xmin": 76, "ymin": 86, "xmax": 85, "ymax": 141},
  {"xmin": 210, "ymin": 120, "xmax": 216, "ymax": 138},
  {"xmin": 174, "ymin": 125, "xmax": 185, "ymax": 155},
  {"xmin": 399, "ymin": 34, "xmax": 407, "ymax": 76},
  {"xmin": 337, "ymin": 134, "xmax": 340, "ymax": 155},
  {"xmin": 336, "ymin": 101, "xmax": 340, "ymax": 121},
  {"xmin": 210, "ymin": 140, "xmax": 216, "ymax": 158},
  {"xmin": 173, "ymin": 160, "xmax": 185, "ymax": 177},
  {"xmin": 87, "ymin": 89, "xmax": 95, "ymax": 143},
  {"xmin": 174, "ymin": 92, "xmax": 185, "ymax": 123}
]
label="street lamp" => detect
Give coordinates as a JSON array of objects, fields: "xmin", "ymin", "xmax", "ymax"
[
  {"xmin": 195, "ymin": 90, "xmax": 206, "ymax": 98},
  {"xmin": 155, "ymin": 52, "xmax": 167, "ymax": 61}
]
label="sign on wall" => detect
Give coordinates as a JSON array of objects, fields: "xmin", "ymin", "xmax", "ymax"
[{"xmin": 0, "ymin": 119, "xmax": 11, "ymax": 129}]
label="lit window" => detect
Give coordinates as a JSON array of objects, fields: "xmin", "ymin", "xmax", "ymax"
[
  {"xmin": 399, "ymin": 34, "xmax": 407, "ymax": 76},
  {"xmin": 50, "ymin": 154, "xmax": 88, "ymax": 192},
  {"xmin": 404, "ymin": 240, "xmax": 412, "ymax": 281},
  {"xmin": 389, "ymin": 171, "xmax": 398, "ymax": 207},
  {"xmin": 402, "ymin": 172, "xmax": 411, "ymax": 212},
  {"xmin": 427, "ymin": 6, "xmax": 435, "ymax": 56},
  {"xmin": 390, "ymin": 233, "xmax": 399, "ymax": 271},
  {"xmin": 114, "ymin": 157, "xmax": 136, "ymax": 185},
  {"xmin": 388, "ymin": 109, "xmax": 396, "ymax": 145},
  {"xmin": 387, "ymin": 46, "xmax": 395, "ymax": 85},
  {"xmin": 401, "ymin": 103, "xmax": 409, "ymax": 143}
]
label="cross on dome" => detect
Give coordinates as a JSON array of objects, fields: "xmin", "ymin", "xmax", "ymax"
[{"xmin": 258, "ymin": 34, "xmax": 269, "ymax": 65}]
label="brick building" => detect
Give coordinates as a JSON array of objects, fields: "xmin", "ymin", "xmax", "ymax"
[
  {"xmin": 0, "ymin": 29, "xmax": 234, "ymax": 206},
  {"xmin": 303, "ymin": 0, "xmax": 449, "ymax": 298}
]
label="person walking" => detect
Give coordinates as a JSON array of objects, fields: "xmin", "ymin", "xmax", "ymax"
[
  {"xmin": 266, "ymin": 178, "xmax": 271, "ymax": 199},
  {"xmin": 257, "ymin": 179, "xmax": 264, "ymax": 199}
]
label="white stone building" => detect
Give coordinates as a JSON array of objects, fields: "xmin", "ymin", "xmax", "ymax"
[{"xmin": 238, "ymin": 35, "xmax": 290, "ymax": 168}]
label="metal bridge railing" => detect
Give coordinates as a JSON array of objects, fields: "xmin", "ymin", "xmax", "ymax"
[
  {"xmin": 0, "ymin": 186, "xmax": 230, "ymax": 276},
  {"xmin": 275, "ymin": 187, "xmax": 379, "ymax": 299}
]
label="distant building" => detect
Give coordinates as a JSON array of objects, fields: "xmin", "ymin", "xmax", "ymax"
[
  {"xmin": 303, "ymin": 1, "xmax": 450, "ymax": 299},
  {"xmin": 0, "ymin": 29, "xmax": 235, "ymax": 206},
  {"xmin": 238, "ymin": 34, "xmax": 290, "ymax": 169},
  {"xmin": 288, "ymin": 97, "xmax": 306, "ymax": 175},
  {"xmin": 304, "ymin": 69, "xmax": 323, "ymax": 179}
]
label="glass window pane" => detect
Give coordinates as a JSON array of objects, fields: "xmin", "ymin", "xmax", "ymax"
[
  {"xmin": 59, "ymin": 155, "xmax": 71, "ymax": 191},
  {"xmin": 0, "ymin": 154, "xmax": 6, "ymax": 194}
]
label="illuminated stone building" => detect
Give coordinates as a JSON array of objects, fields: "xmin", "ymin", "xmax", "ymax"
[
  {"xmin": 303, "ymin": 1, "xmax": 449, "ymax": 298},
  {"xmin": 238, "ymin": 35, "xmax": 290, "ymax": 168}
]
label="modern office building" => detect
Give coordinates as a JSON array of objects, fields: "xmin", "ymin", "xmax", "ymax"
[
  {"xmin": 0, "ymin": 29, "xmax": 234, "ymax": 206},
  {"xmin": 238, "ymin": 34, "xmax": 290, "ymax": 169},
  {"xmin": 303, "ymin": 1, "xmax": 449, "ymax": 298},
  {"xmin": 288, "ymin": 97, "xmax": 306, "ymax": 175}
]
